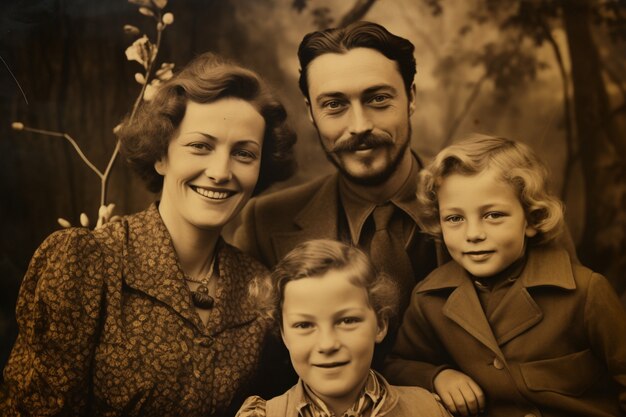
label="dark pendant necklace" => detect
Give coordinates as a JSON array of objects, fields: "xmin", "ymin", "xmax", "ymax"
[{"xmin": 186, "ymin": 256, "xmax": 216, "ymax": 309}]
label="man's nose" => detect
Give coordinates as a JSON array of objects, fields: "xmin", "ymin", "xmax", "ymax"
[
  {"xmin": 204, "ymin": 152, "xmax": 232, "ymax": 183},
  {"xmin": 348, "ymin": 103, "xmax": 373, "ymax": 135}
]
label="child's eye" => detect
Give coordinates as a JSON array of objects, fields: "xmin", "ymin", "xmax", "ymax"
[
  {"xmin": 485, "ymin": 212, "xmax": 506, "ymax": 220},
  {"xmin": 444, "ymin": 215, "xmax": 464, "ymax": 224},
  {"xmin": 338, "ymin": 317, "xmax": 362, "ymax": 327},
  {"xmin": 292, "ymin": 322, "xmax": 314, "ymax": 330}
]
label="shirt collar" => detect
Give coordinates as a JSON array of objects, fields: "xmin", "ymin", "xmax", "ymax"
[
  {"xmin": 296, "ymin": 370, "xmax": 385, "ymax": 417},
  {"xmin": 338, "ymin": 153, "xmax": 421, "ymax": 244}
]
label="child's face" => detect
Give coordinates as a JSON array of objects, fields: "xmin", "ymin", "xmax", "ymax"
[
  {"xmin": 438, "ymin": 168, "xmax": 537, "ymax": 277},
  {"xmin": 281, "ymin": 268, "xmax": 387, "ymax": 410}
]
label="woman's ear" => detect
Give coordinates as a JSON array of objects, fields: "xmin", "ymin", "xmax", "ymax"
[
  {"xmin": 154, "ymin": 158, "xmax": 167, "ymax": 176},
  {"xmin": 375, "ymin": 316, "xmax": 389, "ymax": 344}
]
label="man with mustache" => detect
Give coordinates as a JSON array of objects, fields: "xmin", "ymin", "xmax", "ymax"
[{"xmin": 235, "ymin": 21, "xmax": 438, "ymax": 315}]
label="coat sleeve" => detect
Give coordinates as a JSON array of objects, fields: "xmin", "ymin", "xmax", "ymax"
[
  {"xmin": 2, "ymin": 228, "xmax": 106, "ymax": 416},
  {"xmin": 583, "ymin": 271, "xmax": 626, "ymax": 413},
  {"xmin": 383, "ymin": 289, "xmax": 451, "ymax": 390}
]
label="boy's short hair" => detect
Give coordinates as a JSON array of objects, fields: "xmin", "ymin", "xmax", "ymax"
[
  {"xmin": 417, "ymin": 134, "xmax": 564, "ymax": 245},
  {"xmin": 250, "ymin": 239, "xmax": 399, "ymax": 328}
]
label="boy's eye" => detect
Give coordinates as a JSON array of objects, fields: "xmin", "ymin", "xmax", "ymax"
[{"xmin": 338, "ymin": 317, "xmax": 362, "ymax": 327}]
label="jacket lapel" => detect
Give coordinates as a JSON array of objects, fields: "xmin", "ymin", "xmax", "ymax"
[
  {"xmin": 489, "ymin": 247, "xmax": 575, "ymax": 345},
  {"xmin": 270, "ymin": 175, "xmax": 340, "ymax": 260},
  {"xmin": 419, "ymin": 261, "xmax": 502, "ymax": 355},
  {"xmin": 123, "ymin": 205, "xmax": 205, "ymax": 332}
]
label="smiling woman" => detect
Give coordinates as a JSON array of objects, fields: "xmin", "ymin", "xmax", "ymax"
[{"xmin": 1, "ymin": 53, "xmax": 296, "ymax": 416}]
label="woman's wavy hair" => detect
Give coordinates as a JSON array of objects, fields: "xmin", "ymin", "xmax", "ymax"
[
  {"xmin": 117, "ymin": 52, "xmax": 296, "ymax": 195},
  {"xmin": 417, "ymin": 134, "xmax": 564, "ymax": 245},
  {"xmin": 249, "ymin": 239, "xmax": 399, "ymax": 330}
]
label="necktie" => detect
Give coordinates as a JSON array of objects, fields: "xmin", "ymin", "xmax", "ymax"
[{"xmin": 369, "ymin": 203, "xmax": 415, "ymax": 310}]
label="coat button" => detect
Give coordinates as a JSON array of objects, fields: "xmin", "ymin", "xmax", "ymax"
[{"xmin": 493, "ymin": 357, "xmax": 504, "ymax": 370}]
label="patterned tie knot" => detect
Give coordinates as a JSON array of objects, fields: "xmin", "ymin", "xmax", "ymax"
[{"xmin": 372, "ymin": 203, "xmax": 395, "ymax": 232}]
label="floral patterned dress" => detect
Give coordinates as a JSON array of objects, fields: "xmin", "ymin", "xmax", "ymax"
[{"xmin": 1, "ymin": 204, "xmax": 271, "ymax": 416}]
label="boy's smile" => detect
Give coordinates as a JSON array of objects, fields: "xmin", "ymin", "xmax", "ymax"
[
  {"xmin": 438, "ymin": 168, "xmax": 537, "ymax": 277},
  {"xmin": 281, "ymin": 267, "xmax": 387, "ymax": 414}
]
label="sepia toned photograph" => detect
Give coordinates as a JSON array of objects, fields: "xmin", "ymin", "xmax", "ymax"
[{"xmin": 1, "ymin": 0, "xmax": 625, "ymax": 415}]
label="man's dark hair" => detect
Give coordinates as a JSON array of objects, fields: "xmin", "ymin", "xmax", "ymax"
[{"xmin": 297, "ymin": 21, "xmax": 416, "ymax": 100}]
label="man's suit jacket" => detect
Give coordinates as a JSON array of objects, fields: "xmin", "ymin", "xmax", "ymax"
[{"xmin": 234, "ymin": 173, "xmax": 447, "ymax": 270}]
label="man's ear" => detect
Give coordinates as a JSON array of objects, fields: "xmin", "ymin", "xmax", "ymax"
[
  {"xmin": 154, "ymin": 158, "xmax": 167, "ymax": 176},
  {"xmin": 305, "ymin": 98, "xmax": 315, "ymax": 124},
  {"xmin": 408, "ymin": 83, "xmax": 416, "ymax": 116},
  {"xmin": 375, "ymin": 316, "xmax": 389, "ymax": 344}
]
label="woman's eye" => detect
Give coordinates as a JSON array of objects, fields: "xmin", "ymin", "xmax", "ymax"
[
  {"xmin": 233, "ymin": 149, "xmax": 258, "ymax": 162},
  {"xmin": 189, "ymin": 142, "xmax": 211, "ymax": 151}
]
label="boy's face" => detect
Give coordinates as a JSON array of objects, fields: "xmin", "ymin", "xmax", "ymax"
[
  {"xmin": 281, "ymin": 268, "xmax": 387, "ymax": 411},
  {"xmin": 438, "ymin": 168, "xmax": 537, "ymax": 277}
]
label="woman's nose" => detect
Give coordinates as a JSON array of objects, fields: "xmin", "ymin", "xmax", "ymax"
[
  {"xmin": 204, "ymin": 153, "xmax": 232, "ymax": 183},
  {"xmin": 316, "ymin": 327, "xmax": 340, "ymax": 354}
]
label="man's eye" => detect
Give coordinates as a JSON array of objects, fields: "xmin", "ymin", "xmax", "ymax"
[
  {"xmin": 322, "ymin": 100, "xmax": 344, "ymax": 110},
  {"xmin": 370, "ymin": 94, "xmax": 390, "ymax": 104}
]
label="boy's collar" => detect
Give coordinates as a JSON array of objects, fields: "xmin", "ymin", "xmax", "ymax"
[{"xmin": 417, "ymin": 246, "xmax": 576, "ymax": 293}]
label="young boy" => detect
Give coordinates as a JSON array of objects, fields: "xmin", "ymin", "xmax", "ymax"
[
  {"xmin": 384, "ymin": 135, "xmax": 626, "ymax": 416},
  {"xmin": 237, "ymin": 239, "xmax": 450, "ymax": 417}
]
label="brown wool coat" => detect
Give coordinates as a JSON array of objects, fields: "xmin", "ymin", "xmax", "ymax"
[
  {"xmin": 384, "ymin": 247, "xmax": 626, "ymax": 417},
  {"xmin": 2, "ymin": 204, "xmax": 271, "ymax": 417}
]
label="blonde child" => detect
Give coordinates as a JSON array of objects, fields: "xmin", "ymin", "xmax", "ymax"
[
  {"xmin": 237, "ymin": 239, "xmax": 450, "ymax": 417},
  {"xmin": 384, "ymin": 135, "xmax": 626, "ymax": 416}
]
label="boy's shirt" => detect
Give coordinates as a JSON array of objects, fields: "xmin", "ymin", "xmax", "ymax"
[{"xmin": 383, "ymin": 246, "xmax": 626, "ymax": 417}]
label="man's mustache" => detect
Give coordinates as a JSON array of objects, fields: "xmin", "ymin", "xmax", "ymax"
[{"xmin": 330, "ymin": 133, "xmax": 393, "ymax": 153}]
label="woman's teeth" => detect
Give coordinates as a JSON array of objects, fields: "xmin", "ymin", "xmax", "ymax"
[{"xmin": 193, "ymin": 187, "xmax": 231, "ymax": 200}]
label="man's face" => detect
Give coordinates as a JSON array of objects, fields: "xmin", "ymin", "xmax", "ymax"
[{"xmin": 305, "ymin": 47, "xmax": 415, "ymax": 186}]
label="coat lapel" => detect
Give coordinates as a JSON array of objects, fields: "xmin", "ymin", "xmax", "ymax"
[
  {"xmin": 123, "ymin": 205, "xmax": 205, "ymax": 332},
  {"xmin": 270, "ymin": 175, "xmax": 340, "ymax": 260},
  {"xmin": 489, "ymin": 247, "xmax": 575, "ymax": 345}
]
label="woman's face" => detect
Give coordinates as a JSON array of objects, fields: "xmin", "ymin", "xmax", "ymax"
[{"xmin": 155, "ymin": 98, "xmax": 265, "ymax": 232}]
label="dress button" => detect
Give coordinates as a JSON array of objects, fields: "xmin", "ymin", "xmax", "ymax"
[
  {"xmin": 195, "ymin": 337, "xmax": 212, "ymax": 347},
  {"xmin": 493, "ymin": 357, "xmax": 504, "ymax": 370}
]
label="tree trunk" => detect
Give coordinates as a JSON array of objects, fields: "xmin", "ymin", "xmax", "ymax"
[{"xmin": 563, "ymin": 0, "xmax": 626, "ymax": 293}]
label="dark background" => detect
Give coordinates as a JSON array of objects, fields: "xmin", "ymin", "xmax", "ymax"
[{"xmin": 1, "ymin": 0, "xmax": 625, "ymax": 375}]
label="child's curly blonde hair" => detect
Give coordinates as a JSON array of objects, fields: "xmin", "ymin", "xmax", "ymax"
[{"xmin": 417, "ymin": 134, "xmax": 564, "ymax": 245}]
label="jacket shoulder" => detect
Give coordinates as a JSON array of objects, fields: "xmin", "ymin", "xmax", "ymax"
[{"xmin": 250, "ymin": 176, "xmax": 332, "ymax": 216}]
